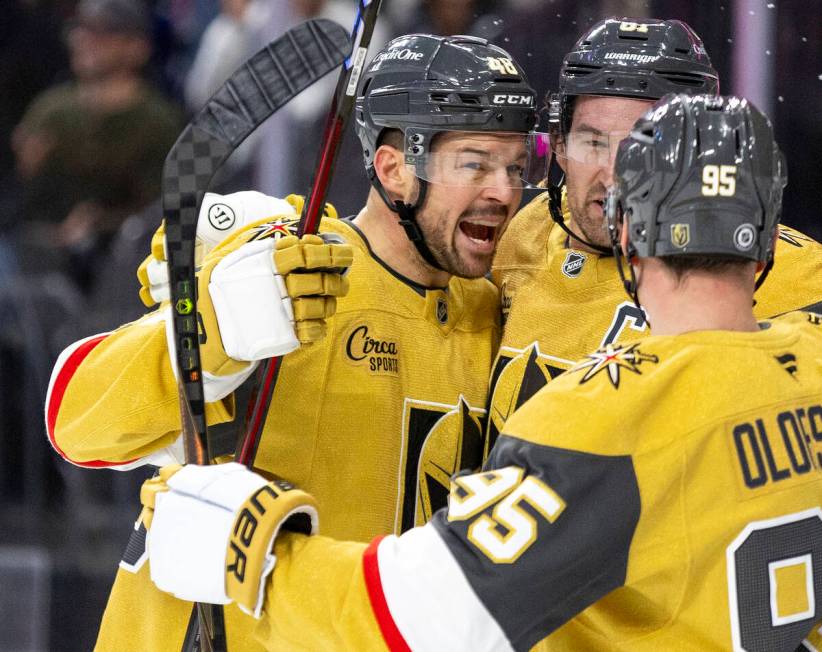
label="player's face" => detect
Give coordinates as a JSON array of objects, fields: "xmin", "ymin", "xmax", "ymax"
[
  {"xmin": 556, "ymin": 96, "xmax": 653, "ymax": 249},
  {"xmin": 415, "ymin": 132, "xmax": 526, "ymax": 278},
  {"xmin": 67, "ymin": 25, "xmax": 147, "ymax": 81}
]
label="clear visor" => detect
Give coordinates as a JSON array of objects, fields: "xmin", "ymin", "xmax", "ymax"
[
  {"xmin": 555, "ymin": 129, "xmax": 631, "ymax": 167},
  {"xmin": 406, "ymin": 130, "xmax": 550, "ymax": 189}
]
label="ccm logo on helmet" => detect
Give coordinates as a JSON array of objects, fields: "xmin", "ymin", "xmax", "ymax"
[
  {"xmin": 374, "ymin": 48, "xmax": 424, "ymax": 63},
  {"xmin": 492, "ymin": 94, "xmax": 534, "ymax": 106}
]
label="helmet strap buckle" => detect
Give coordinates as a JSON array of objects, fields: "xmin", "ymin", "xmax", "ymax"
[{"xmin": 368, "ymin": 169, "xmax": 446, "ymax": 273}]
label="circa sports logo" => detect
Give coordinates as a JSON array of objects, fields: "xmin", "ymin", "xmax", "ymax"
[{"xmin": 345, "ymin": 324, "xmax": 399, "ymax": 374}]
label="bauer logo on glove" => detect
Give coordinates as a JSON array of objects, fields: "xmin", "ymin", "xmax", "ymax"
[
  {"xmin": 143, "ymin": 463, "xmax": 319, "ymax": 618},
  {"xmin": 226, "ymin": 477, "xmax": 317, "ymax": 614}
]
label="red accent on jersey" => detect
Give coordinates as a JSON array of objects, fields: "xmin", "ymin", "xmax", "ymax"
[
  {"xmin": 363, "ymin": 536, "xmax": 411, "ymax": 652},
  {"xmin": 46, "ymin": 334, "xmax": 138, "ymax": 468}
]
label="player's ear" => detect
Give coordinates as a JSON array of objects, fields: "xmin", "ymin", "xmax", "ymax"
[{"xmin": 373, "ymin": 143, "xmax": 411, "ymax": 198}]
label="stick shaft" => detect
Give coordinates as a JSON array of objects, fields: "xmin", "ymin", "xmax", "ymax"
[{"xmin": 237, "ymin": 0, "xmax": 385, "ymax": 468}]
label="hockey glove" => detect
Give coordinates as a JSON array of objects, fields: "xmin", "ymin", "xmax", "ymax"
[
  {"xmin": 142, "ymin": 463, "xmax": 318, "ymax": 617},
  {"xmin": 195, "ymin": 229, "xmax": 353, "ymax": 381},
  {"xmin": 137, "ymin": 192, "xmax": 337, "ymax": 308},
  {"xmin": 137, "ymin": 220, "xmax": 170, "ymax": 306}
]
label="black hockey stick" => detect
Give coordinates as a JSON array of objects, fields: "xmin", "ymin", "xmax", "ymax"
[
  {"xmin": 236, "ymin": 0, "xmax": 384, "ymax": 468},
  {"xmin": 161, "ymin": 19, "xmax": 351, "ymax": 652}
]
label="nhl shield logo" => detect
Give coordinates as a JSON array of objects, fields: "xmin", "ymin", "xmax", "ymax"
[
  {"xmin": 436, "ymin": 297, "xmax": 448, "ymax": 324},
  {"xmin": 561, "ymin": 251, "xmax": 586, "ymax": 278},
  {"xmin": 671, "ymin": 223, "xmax": 690, "ymax": 248},
  {"xmin": 733, "ymin": 223, "xmax": 756, "ymax": 252}
]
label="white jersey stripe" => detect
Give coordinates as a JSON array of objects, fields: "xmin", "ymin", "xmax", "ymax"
[{"xmin": 376, "ymin": 523, "xmax": 513, "ymax": 652}]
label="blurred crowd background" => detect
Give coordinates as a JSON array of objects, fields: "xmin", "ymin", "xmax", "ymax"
[{"xmin": 0, "ymin": 0, "xmax": 819, "ymax": 648}]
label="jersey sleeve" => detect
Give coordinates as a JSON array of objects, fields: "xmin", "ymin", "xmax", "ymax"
[
  {"xmin": 44, "ymin": 214, "xmax": 311, "ymax": 470},
  {"xmin": 45, "ymin": 310, "xmax": 234, "ymax": 469},
  {"xmin": 262, "ymin": 432, "xmax": 641, "ymax": 652}
]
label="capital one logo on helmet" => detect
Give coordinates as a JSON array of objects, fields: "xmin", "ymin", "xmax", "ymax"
[{"xmin": 374, "ymin": 48, "xmax": 424, "ymax": 63}]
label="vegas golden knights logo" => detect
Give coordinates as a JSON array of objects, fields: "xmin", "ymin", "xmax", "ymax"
[
  {"xmin": 486, "ymin": 342, "xmax": 570, "ymax": 453},
  {"xmin": 396, "ymin": 397, "xmax": 485, "ymax": 532},
  {"xmin": 671, "ymin": 223, "xmax": 690, "ymax": 248}
]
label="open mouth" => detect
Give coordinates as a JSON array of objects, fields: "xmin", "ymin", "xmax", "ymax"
[{"xmin": 459, "ymin": 220, "xmax": 498, "ymax": 243}]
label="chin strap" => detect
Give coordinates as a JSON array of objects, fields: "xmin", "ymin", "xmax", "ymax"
[
  {"xmin": 754, "ymin": 256, "xmax": 774, "ymax": 293},
  {"xmin": 547, "ymin": 159, "xmax": 613, "ymax": 256},
  {"xmin": 368, "ymin": 167, "xmax": 446, "ymax": 272},
  {"xmin": 609, "ymin": 223, "xmax": 648, "ymax": 327}
]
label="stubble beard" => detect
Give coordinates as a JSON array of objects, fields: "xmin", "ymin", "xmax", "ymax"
[
  {"xmin": 422, "ymin": 205, "xmax": 508, "ymax": 279},
  {"xmin": 567, "ymin": 181, "xmax": 611, "ymax": 250}
]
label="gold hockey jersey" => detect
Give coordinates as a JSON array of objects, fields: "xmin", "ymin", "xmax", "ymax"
[
  {"xmin": 46, "ymin": 216, "xmax": 499, "ymax": 650},
  {"xmin": 488, "ymin": 191, "xmax": 822, "ymax": 449},
  {"xmin": 247, "ymin": 311, "xmax": 822, "ymax": 651}
]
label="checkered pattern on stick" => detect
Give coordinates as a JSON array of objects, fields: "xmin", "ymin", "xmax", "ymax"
[{"xmin": 162, "ymin": 17, "xmax": 351, "ymax": 466}]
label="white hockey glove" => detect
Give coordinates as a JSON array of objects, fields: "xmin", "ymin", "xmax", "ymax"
[
  {"xmin": 137, "ymin": 191, "xmax": 338, "ymax": 308},
  {"xmin": 142, "ymin": 463, "xmax": 318, "ymax": 617},
  {"xmin": 192, "ymin": 229, "xmax": 353, "ymax": 385}
]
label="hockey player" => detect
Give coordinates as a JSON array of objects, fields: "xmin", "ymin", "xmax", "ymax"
[
  {"xmin": 139, "ymin": 93, "xmax": 822, "ymax": 651},
  {"xmin": 45, "ymin": 34, "xmax": 538, "ymax": 649},
  {"xmin": 488, "ymin": 17, "xmax": 822, "ymax": 449}
]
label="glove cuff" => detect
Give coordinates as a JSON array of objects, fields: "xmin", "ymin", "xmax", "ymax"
[{"xmin": 226, "ymin": 478, "xmax": 319, "ymax": 618}]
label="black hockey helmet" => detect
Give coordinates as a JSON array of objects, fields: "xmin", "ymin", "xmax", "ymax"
[
  {"xmin": 545, "ymin": 17, "xmax": 719, "ymax": 254},
  {"xmin": 355, "ymin": 33, "xmax": 538, "ymax": 172},
  {"xmin": 354, "ymin": 34, "xmax": 538, "ymax": 271},
  {"xmin": 607, "ymin": 94, "xmax": 785, "ymax": 265},
  {"xmin": 549, "ymin": 17, "xmax": 719, "ymax": 134}
]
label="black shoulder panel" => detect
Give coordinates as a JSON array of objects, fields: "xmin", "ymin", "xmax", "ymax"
[{"xmin": 432, "ymin": 434, "xmax": 641, "ymax": 650}]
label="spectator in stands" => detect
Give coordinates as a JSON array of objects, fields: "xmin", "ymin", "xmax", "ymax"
[
  {"xmin": 400, "ymin": 0, "xmax": 500, "ymax": 37},
  {"xmin": 12, "ymin": 0, "xmax": 182, "ymax": 291}
]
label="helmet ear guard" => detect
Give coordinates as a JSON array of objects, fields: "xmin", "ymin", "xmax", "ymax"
[{"xmin": 606, "ymin": 186, "xmax": 642, "ymax": 312}]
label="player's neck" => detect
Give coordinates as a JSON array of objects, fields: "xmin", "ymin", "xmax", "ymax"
[
  {"xmin": 353, "ymin": 192, "xmax": 451, "ymax": 287},
  {"xmin": 638, "ymin": 260, "xmax": 759, "ymax": 336}
]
